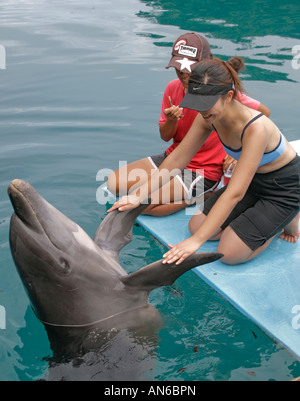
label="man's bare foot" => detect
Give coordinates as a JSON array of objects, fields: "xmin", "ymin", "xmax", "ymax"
[{"xmin": 279, "ymin": 212, "xmax": 300, "ymax": 243}]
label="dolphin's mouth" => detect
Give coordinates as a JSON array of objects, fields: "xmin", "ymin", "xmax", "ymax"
[
  {"xmin": 8, "ymin": 179, "xmax": 45, "ymax": 233},
  {"xmin": 8, "ymin": 179, "xmax": 75, "ymax": 251}
]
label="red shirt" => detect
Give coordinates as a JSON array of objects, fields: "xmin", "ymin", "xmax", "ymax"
[{"xmin": 158, "ymin": 79, "xmax": 261, "ymax": 182}]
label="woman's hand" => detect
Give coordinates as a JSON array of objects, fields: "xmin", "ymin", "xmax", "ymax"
[
  {"xmin": 163, "ymin": 236, "xmax": 203, "ymax": 265},
  {"xmin": 164, "ymin": 105, "xmax": 183, "ymax": 121},
  {"xmin": 223, "ymin": 155, "xmax": 238, "ymax": 173},
  {"xmin": 107, "ymin": 194, "xmax": 141, "ymax": 213},
  {"xmin": 160, "ymin": 106, "xmax": 183, "ymax": 141}
]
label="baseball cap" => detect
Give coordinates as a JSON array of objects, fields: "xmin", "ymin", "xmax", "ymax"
[{"xmin": 166, "ymin": 32, "xmax": 212, "ymax": 74}]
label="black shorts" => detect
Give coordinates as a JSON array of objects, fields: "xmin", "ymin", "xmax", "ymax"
[{"xmin": 203, "ymin": 156, "xmax": 300, "ymax": 251}]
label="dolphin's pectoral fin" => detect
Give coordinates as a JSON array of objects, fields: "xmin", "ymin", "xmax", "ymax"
[
  {"xmin": 120, "ymin": 252, "xmax": 223, "ymax": 292},
  {"xmin": 94, "ymin": 201, "xmax": 151, "ymax": 254}
]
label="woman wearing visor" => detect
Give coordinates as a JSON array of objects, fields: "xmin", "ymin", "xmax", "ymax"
[
  {"xmin": 109, "ymin": 58, "xmax": 300, "ymax": 266},
  {"xmin": 107, "ymin": 33, "xmax": 270, "ymax": 217}
]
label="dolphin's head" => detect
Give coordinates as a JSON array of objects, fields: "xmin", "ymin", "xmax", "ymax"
[
  {"xmin": 8, "ymin": 179, "xmax": 222, "ymax": 335},
  {"xmin": 8, "ymin": 180, "xmax": 141, "ymax": 328}
]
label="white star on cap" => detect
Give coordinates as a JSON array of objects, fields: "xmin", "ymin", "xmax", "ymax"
[{"xmin": 176, "ymin": 57, "xmax": 196, "ymax": 72}]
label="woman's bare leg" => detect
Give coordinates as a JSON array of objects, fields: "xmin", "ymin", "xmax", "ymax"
[
  {"xmin": 189, "ymin": 212, "xmax": 276, "ymax": 265},
  {"xmin": 217, "ymin": 226, "xmax": 275, "ymax": 265},
  {"xmin": 188, "ymin": 211, "xmax": 223, "ymax": 240},
  {"xmin": 142, "ymin": 177, "xmax": 188, "ymax": 216},
  {"xmin": 107, "ymin": 158, "xmax": 154, "ymax": 197},
  {"xmin": 108, "ymin": 159, "xmax": 193, "ymax": 217},
  {"xmin": 107, "ymin": 159, "xmax": 219, "ymax": 218}
]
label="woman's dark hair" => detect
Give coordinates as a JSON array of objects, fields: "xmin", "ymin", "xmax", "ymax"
[
  {"xmin": 227, "ymin": 56, "xmax": 245, "ymax": 74},
  {"xmin": 190, "ymin": 57, "xmax": 245, "ymax": 97}
]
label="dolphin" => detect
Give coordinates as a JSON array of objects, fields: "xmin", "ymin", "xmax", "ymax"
[{"xmin": 8, "ymin": 179, "xmax": 222, "ymax": 381}]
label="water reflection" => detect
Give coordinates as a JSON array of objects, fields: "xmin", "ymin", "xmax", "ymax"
[
  {"xmin": 138, "ymin": 0, "xmax": 300, "ymax": 82},
  {"xmin": 138, "ymin": 0, "xmax": 300, "ymax": 39}
]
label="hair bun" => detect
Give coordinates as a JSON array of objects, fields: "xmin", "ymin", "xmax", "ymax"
[{"xmin": 227, "ymin": 57, "xmax": 245, "ymax": 73}]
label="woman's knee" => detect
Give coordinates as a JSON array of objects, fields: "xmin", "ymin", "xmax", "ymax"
[
  {"xmin": 189, "ymin": 212, "xmax": 222, "ymax": 240},
  {"xmin": 107, "ymin": 158, "xmax": 152, "ymax": 196},
  {"xmin": 188, "ymin": 212, "xmax": 206, "ymax": 234},
  {"xmin": 107, "ymin": 171, "xmax": 119, "ymax": 196},
  {"xmin": 217, "ymin": 227, "xmax": 252, "ymax": 265}
]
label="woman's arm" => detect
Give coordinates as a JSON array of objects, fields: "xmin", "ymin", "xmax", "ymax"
[
  {"xmin": 163, "ymin": 123, "xmax": 269, "ymax": 264},
  {"xmin": 236, "ymin": 92, "xmax": 271, "ymax": 117},
  {"xmin": 159, "ymin": 87, "xmax": 183, "ymax": 142},
  {"xmin": 258, "ymin": 103, "xmax": 271, "ymax": 117},
  {"xmin": 159, "ymin": 106, "xmax": 183, "ymax": 142},
  {"xmin": 108, "ymin": 114, "xmax": 212, "ymax": 212}
]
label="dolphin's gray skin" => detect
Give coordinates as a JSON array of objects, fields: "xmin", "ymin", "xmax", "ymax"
[{"xmin": 8, "ymin": 179, "xmax": 222, "ymax": 381}]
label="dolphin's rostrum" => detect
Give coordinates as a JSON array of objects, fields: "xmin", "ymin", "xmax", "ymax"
[{"xmin": 8, "ymin": 179, "xmax": 222, "ymax": 381}]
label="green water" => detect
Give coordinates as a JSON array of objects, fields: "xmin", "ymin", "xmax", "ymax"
[{"xmin": 0, "ymin": 0, "xmax": 300, "ymax": 381}]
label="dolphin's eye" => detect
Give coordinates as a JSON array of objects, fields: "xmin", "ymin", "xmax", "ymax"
[{"xmin": 59, "ymin": 257, "xmax": 72, "ymax": 275}]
